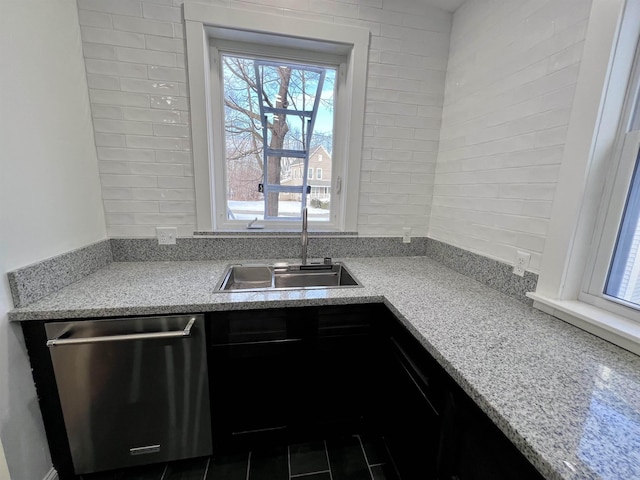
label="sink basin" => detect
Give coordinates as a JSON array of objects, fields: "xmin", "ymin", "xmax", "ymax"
[
  {"xmin": 221, "ymin": 265, "xmax": 273, "ymax": 290},
  {"xmin": 216, "ymin": 262, "xmax": 362, "ymax": 291}
]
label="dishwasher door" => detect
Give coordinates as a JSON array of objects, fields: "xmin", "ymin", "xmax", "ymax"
[{"xmin": 45, "ymin": 314, "xmax": 212, "ymax": 475}]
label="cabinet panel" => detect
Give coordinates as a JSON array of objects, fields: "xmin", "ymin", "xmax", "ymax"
[
  {"xmin": 207, "ymin": 305, "xmax": 381, "ymax": 452},
  {"xmin": 22, "ymin": 303, "xmax": 546, "ymax": 480},
  {"xmin": 381, "ymin": 336, "xmax": 444, "ymax": 479},
  {"xmin": 438, "ymin": 389, "xmax": 544, "ymax": 480}
]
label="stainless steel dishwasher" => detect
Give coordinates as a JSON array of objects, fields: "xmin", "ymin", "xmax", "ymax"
[{"xmin": 45, "ymin": 314, "xmax": 212, "ymax": 475}]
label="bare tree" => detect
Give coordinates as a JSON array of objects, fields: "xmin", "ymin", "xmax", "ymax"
[{"xmin": 222, "ymin": 56, "xmax": 333, "ymax": 216}]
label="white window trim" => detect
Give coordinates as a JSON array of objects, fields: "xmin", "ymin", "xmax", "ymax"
[
  {"xmin": 528, "ymin": 0, "xmax": 640, "ymax": 356},
  {"xmin": 317, "ymin": 168, "xmax": 323, "ymax": 180},
  {"xmin": 581, "ymin": 131, "xmax": 640, "ymax": 312},
  {"xmin": 183, "ymin": 3, "xmax": 369, "ymax": 232},
  {"xmin": 211, "ymin": 50, "xmax": 338, "ymax": 229}
]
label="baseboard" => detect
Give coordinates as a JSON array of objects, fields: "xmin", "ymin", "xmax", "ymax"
[{"xmin": 43, "ymin": 467, "xmax": 58, "ymax": 480}]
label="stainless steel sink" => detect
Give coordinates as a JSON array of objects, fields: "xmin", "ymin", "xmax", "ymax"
[{"xmin": 216, "ymin": 262, "xmax": 362, "ymax": 292}]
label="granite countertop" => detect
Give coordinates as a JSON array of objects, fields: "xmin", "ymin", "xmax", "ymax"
[{"xmin": 9, "ymin": 256, "xmax": 640, "ymax": 480}]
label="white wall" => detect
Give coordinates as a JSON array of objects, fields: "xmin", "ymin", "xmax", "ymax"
[
  {"xmin": 430, "ymin": 0, "xmax": 592, "ymax": 272},
  {"xmin": 77, "ymin": 0, "xmax": 452, "ymax": 237},
  {"xmin": 0, "ymin": 0, "xmax": 108, "ymax": 478}
]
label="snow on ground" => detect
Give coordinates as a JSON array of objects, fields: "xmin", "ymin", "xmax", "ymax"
[{"xmin": 228, "ymin": 200, "xmax": 329, "ymax": 221}]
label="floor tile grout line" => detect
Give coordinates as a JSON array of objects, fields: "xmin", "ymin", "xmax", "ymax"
[
  {"xmin": 323, "ymin": 439, "xmax": 334, "ymax": 480},
  {"xmin": 90, "ymin": 435, "xmax": 396, "ymax": 480},
  {"xmin": 355, "ymin": 434, "xmax": 375, "ymax": 480},
  {"xmin": 381, "ymin": 436, "xmax": 403, "ymax": 480},
  {"xmin": 291, "ymin": 469, "xmax": 332, "ymax": 478},
  {"xmin": 202, "ymin": 457, "xmax": 211, "ymax": 480}
]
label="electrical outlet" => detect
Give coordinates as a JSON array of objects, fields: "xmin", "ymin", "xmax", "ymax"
[
  {"xmin": 402, "ymin": 227, "xmax": 411, "ymax": 244},
  {"xmin": 513, "ymin": 250, "xmax": 531, "ymax": 277},
  {"xmin": 156, "ymin": 227, "xmax": 177, "ymax": 245}
]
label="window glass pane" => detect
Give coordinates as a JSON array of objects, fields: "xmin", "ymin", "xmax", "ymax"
[
  {"xmin": 267, "ymin": 157, "xmax": 304, "ymax": 187},
  {"xmin": 274, "ymin": 192, "xmax": 302, "ymax": 219},
  {"xmin": 222, "ymin": 54, "xmax": 335, "ymax": 222},
  {"xmin": 606, "ymin": 145, "xmax": 640, "ymax": 305},
  {"xmin": 630, "ymin": 87, "xmax": 640, "ymax": 131},
  {"xmin": 255, "ymin": 193, "xmax": 331, "ymax": 222},
  {"xmin": 256, "ymin": 63, "xmax": 323, "ymax": 113},
  {"xmin": 262, "ymin": 113, "xmax": 308, "ymax": 149}
]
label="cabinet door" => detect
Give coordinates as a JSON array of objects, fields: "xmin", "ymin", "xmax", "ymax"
[
  {"xmin": 382, "ymin": 336, "xmax": 443, "ymax": 480},
  {"xmin": 209, "ymin": 308, "xmax": 307, "ymax": 450},
  {"xmin": 438, "ymin": 390, "xmax": 544, "ymax": 480},
  {"xmin": 208, "ymin": 304, "xmax": 382, "ymax": 451},
  {"xmin": 308, "ymin": 305, "xmax": 378, "ymax": 430}
]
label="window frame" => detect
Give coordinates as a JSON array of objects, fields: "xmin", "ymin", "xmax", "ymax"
[
  {"xmin": 214, "ymin": 49, "xmax": 338, "ymax": 228},
  {"xmin": 183, "ymin": 3, "xmax": 369, "ymax": 232},
  {"xmin": 578, "ymin": 34, "xmax": 640, "ymax": 321},
  {"xmin": 581, "ymin": 132, "xmax": 640, "ymax": 317},
  {"xmin": 528, "ymin": 0, "xmax": 640, "ymax": 355},
  {"xmin": 317, "ymin": 168, "xmax": 323, "ymax": 180}
]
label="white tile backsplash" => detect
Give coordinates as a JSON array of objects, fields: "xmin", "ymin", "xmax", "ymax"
[
  {"xmin": 93, "ymin": 118, "xmax": 154, "ymax": 135},
  {"xmin": 97, "ymin": 147, "xmax": 155, "ymax": 161},
  {"xmin": 127, "ymin": 135, "xmax": 184, "ymax": 150},
  {"xmin": 78, "ymin": 9, "xmax": 113, "ymax": 28},
  {"xmin": 115, "ymin": 46, "xmax": 177, "ymax": 66},
  {"xmin": 78, "ymin": 0, "xmax": 143, "ymax": 17},
  {"xmin": 95, "ymin": 133, "xmax": 127, "ymax": 147},
  {"xmin": 429, "ymin": 0, "xmax": 591, "ymax": 272},
  {"xmin": 85, "ymin": 59, "xmax": 149, "ymax": 78},
  {"xmin": 79, "ymin": 0, "xmax": 451, "ymax": 237},
  {"xmin": 81, "ymin": 26, "xmax": 146, "ymax": 48},
  {"xmin": 112, "ymin": 15, "xmax": 175, "ymax": 37},
  {"xmin": 90, "ymin": 89, "xmax": 150, "ymax": 107}
]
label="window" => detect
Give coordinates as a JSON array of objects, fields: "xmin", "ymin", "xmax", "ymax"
[
  {"xmin": 317, "ymin": 168, "xmax": 323, "ymax": 180},
  {"xmin": 529, "ymin": 0, "xmax": 640, "ymax": 355},
  {"xmin": 308, "ymin": 168, "xmax": 313, "ymax": 180},
  {"xmin": 581, "ymin": 40, "xmax": 640, "ymax": 320},
  {"xmin": 221, "ymin": 54, "xmax": 335, "ymax": 222},
  {"xmin": 184, "ymin": 3, "xmax": 369, "ymax": 232},
  {"xmin": 603, "ymin": 132, "xmax": 640, "ymax": 304}
]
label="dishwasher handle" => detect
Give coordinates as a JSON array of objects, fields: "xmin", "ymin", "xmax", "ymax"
[{"xmin": 46, "ymin": 316, "xmax": 196, "ymax": 347}]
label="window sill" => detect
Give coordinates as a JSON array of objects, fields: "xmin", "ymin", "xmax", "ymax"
[
  {"xmin": 527, "ymin": 292, "xmax": 640, "ymax": 356},
  {"xmin": 193, "ymin": 230, "xmax": 358, "ymax": 237}
]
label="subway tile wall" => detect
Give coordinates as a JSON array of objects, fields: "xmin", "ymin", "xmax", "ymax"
[
  {"xmin": 430, "ymin": 0, "xmax": 592, "ymax": 272},
  {"xmin": 77, "ymin": 0, "xmax": 452, "ymax": 238}
]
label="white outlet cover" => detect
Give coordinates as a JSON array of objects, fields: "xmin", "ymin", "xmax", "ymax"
[
  {"xmin": 513, "ymin": 251, "xmax": 531, "ymax": 276},
  {"xmin": 156, "ymin": 227, "xmax": 177, "ymax": 245},
  {"xmin": 402, "ymin": 227, "xmax": 411, "ymax": 243}
]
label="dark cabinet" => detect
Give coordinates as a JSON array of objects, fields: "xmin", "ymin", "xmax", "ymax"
[
  {"xmin": 438, "ymin": 389, "xmax": 543, "ymax": 480},
  {"xmin": 381, "ymin": 335, "xmax": 445, "ymax": 479},
  {"xmin": 380, "ymin": 311, "xmax": 544, "ymax": 480},
  {"xmin": 207, "ymin": 304, "xmax": 382, "ymax": 452},
  {"xmin": 23, "ymin": 303, "xmax": 545, "ymax": 480},
  {"xmin": 207, "ymin": 304, "xmax": 544, "ymax": 480}
]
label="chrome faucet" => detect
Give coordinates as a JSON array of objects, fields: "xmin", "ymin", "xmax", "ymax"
[{"xmin": 301, "ymin": 207, "xmax": 308, "ymax": 265}]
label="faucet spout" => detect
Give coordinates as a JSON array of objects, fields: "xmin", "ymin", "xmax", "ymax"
[{"xmin": 301, "ymin": 207, "xmax": 308, "ymax": 265}]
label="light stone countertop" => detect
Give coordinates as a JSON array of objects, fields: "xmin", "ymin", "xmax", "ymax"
[{"xmin": 9, "ymin": 256, "xmax": 640, "ymax": 480}]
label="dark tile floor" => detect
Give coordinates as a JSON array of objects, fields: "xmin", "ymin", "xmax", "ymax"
[{"xmin": 83, "ymin": 434, "xmax": 400, "ymax": 480}]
